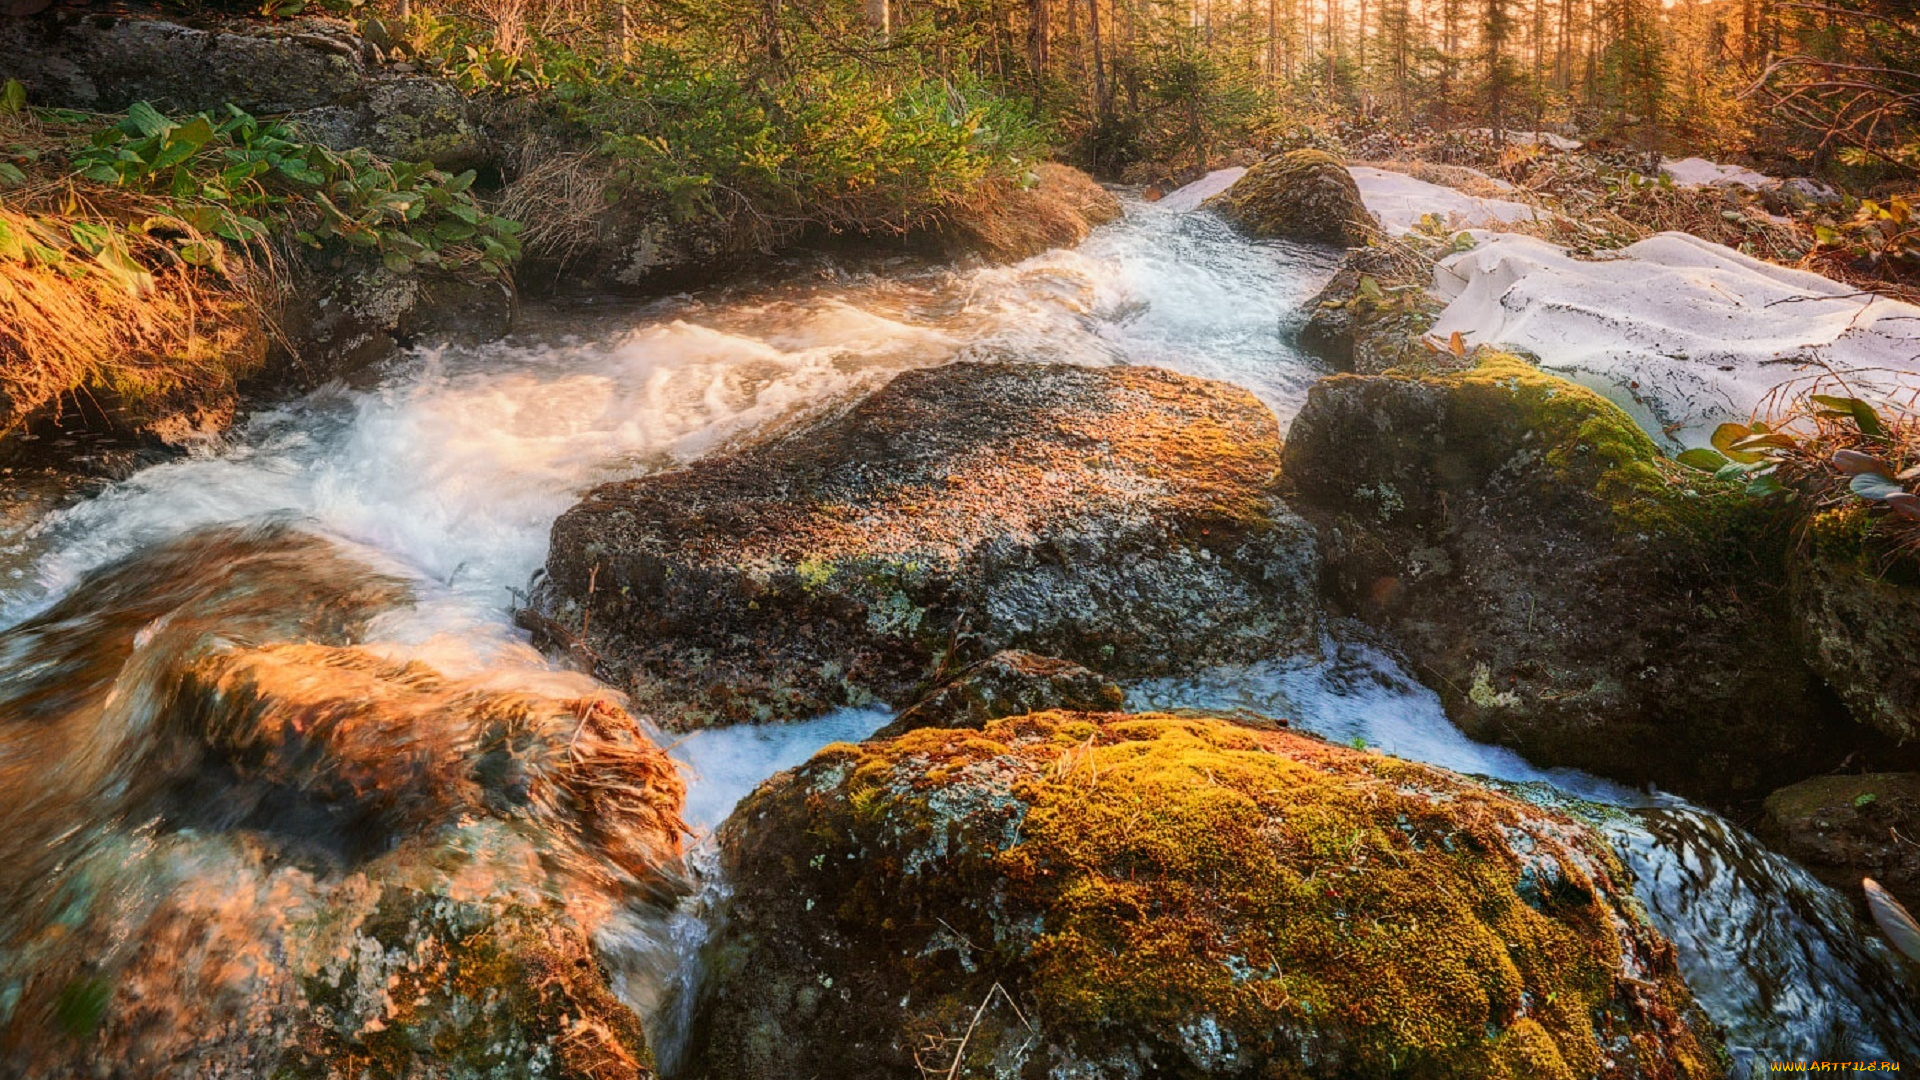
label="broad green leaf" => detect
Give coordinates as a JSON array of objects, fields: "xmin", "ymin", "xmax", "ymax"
[
  {"xmin": 1812, "ymin": 394, "xmax": 1887, "ymax": 439},
  {"xmin": 1745, "ymin": 474, "xmax": 1785, "ymax": 498},
  {"xmin": 152, "ymin": 117, "xmax": 215, "ymax": 168},
  {"xmin": 1714, "ymin": 462, "xmax": 1756, "ymax": 482},
  {"xmin": 124, "ymin": 101, "xmax": 172, "ymax": 139},
  {"xmin": 1849, "ymin": 472, "xmax": 1905, "ymax": 501},
  {"xmin": 1676, "ymin": 447, "xmax": 1730, "ymax": 473},
  {"xmin": 0, "ymin": 162, "xmax": 23, "ymax": 187},
  {"xmin": 0, "ymin": 79, "xmax": 24, "ymax": 115},
  {"xmin": 91, "ymin": 241, "xmax": 154, "ymax": 295},
  {"xmin": 178, "ymin": 240, "xmax": 221, "ymax": 267},
  {"xmin": 66, "ymin": 221, "xmax": 111, "ymax": 254},
  {"xmin": 1711, "ymin": 422, "xmax": 1766, "ymax": 463},
  {"xmin": 1730, "ymin": 432, "xmax": 1797, "ymax": 452}
]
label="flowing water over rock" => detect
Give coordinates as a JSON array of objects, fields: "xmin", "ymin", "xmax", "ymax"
[{"xmin": 0, "ymin": 196, "xmax": 1913, "ymax": 1076}]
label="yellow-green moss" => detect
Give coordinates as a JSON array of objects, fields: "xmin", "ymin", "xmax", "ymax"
[
  {"xmin": 766, "ymin": 711, "xmax": 1719, "ymax": 1078},
  {"xmin": 1411, "ymin": 355, "xmax": 1777, "ymax": 552}
]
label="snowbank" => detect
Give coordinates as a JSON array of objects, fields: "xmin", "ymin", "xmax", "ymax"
[
  {"xmin": 1158, "ymin": 167, "xmax": 1245, "ymax": 212},
  {"xmin": 1661, "ymin": 157, "xmax": 1771, "ymax": 190},
  {"xmin": 1350, "ymin": 166, "xmax": 1543, "ymax": 235},
  {"xmin": 1429, "ymin": 230, "xmax": 1920, "ymax": 446}
]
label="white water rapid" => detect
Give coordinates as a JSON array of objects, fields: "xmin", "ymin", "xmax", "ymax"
[{"xmin": 1, "ymin": 192, "xmax": 1913, "ymax": 1076}]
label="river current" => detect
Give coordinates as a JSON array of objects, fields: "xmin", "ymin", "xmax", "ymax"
[{"xmin": 1, "ymin": 191, "xmax": 1914, "ymax": 1074}]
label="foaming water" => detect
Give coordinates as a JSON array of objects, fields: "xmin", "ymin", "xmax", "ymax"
[
  {"xmin": 667, "ymin": 709, "xmax": 893, "ymax": 834},
  {"xmin": 0, "ymin": 196, "xmax": 1334, "ymax": 654},
  {"xmin": 1, "ymin": 191, "xmax": 1912, "ymax": 1074}
]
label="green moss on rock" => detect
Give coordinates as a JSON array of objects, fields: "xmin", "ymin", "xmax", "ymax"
[
  {"xmin": 693, "ymin": 710, "xmax": 1722, "ymax": 1080},
  {"xmin": 1206, "ymin": 149, "xmax": 1376, "ymax": 247},
  {"xmin": 1282, "ymin": 356, "xmax": 1858, "ymax": 800}
]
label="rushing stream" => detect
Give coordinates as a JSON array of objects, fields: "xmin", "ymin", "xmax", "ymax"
[{"xmin": 2, "ymin": 192, "xmax": 1916, "ymax": 1075}]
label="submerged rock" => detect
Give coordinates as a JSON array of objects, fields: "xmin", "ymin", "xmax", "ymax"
[
  {"xmin": 0, "ymin": 526, "xmax": 685, "ymax": 1079},
  {"xmin": 875, "ymin": 648, "xmax": 1124, "ymax": 737},
  {"xmin": 1282, "ymin": 355, "xmax": 1860, "ymax": 800},
  {"xmin": 692, "ymin": 710, "xmax": 1723, "ymax": 1079},
  {"xmin": 1762, "ymin": 772, "xmax": 1920, "ymax": 914},
  {"xmin": 532, "ymin": 361, "xmax": 1322, "ymax": 726},
  {"xmin": 1206, "ymin": 149, "xmax": 1376, "ymax": 247},
  {"xmin": 933, "ymin": 163, "xmax": 1124, "ymax": 263}
]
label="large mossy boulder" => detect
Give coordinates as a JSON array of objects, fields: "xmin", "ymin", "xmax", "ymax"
[
  {"xmin": 1281, "ymin": 356, "xmax": 1863, "ymax": 801},
  {"xmin": 1762, "ymin": 772, "xmax": 1920, "ymax": 914},
  {"xmin": 1790, "ymin": 515, "xmax": 1920, "ymax": 743},
  {"xmin": 691, "ymin": 710, "xmax": 1723, "ymax": 1080},
  {"xmin": 0, "ymin": 527, "xmax": 684, "ymax": 1079},
  {"xmin": 1206, "ymin": 149, "xmax": 1376, "ymax": 247},
  {"xmin": 529, "ymin": 361, "xmax": 1322, "ymax": 726}
]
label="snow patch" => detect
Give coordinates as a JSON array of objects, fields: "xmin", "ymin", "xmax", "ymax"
[
  {"xmin": 1661, "ymin": 157, "xmax": 1771, "ymax": 190},
  {"xmin": 1428, "ymin": 230, "xmax": 1920, "ymax": 446},
  {"xmin": 1158, "ymin": 167, "xmax": 1246, "ymax": 212},
  {"xmin": 1350, "ymin": 165, "xmax": 1543, "ymax": 235}
]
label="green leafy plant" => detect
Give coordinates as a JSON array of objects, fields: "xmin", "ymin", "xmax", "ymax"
[
  {"xmin": 1677, "ymin": 392, "xmax": 1920, "ymax": 537},
  {"xmin": 1812, "ymin": 196, "xmax": 1920, "ymax": 280},
  {"xmin": 69, "ymin": 102, "xmax": 521, "ymax": 278}
]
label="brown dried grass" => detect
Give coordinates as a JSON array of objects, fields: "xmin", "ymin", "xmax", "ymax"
[
  {"xmin": 0, "ymin": 108, "xmax": 276, "ymax": 438},
  {"xmin": 937, "ymin": 163, "xmax": 1122, "ymax": 263},
  {"xmin": 496, "ymin": 139, "xmax": 611, "ymax": 266}
]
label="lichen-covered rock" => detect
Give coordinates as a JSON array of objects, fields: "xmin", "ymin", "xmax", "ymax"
[
  {"xmin": 530, "ymin": 362, "xmax": 1322, "ymax": 726},
  {"xmin": 691, "ymin": 710, "xmax": 1723, "ymax": 1080},
  {"xmin": 874, "ymin": 649, "xmax": 1124, "ymax": 737},
  {"xmin": 0, "ymin": 13, "xmax": 371, "ymax": 115},
  {"xmin": 261, "ymin": 259, "xmax": 515, "ymax": 391},
  {"xmin": 934, "ymin": 163, "xmax": 1124, "ymax": 263},
  {"xmin": 1762, "ymin": 773, "xmax": 1920, "ymax": 914},
  {"xmin": 1206, "ymin": 149, "xmax": 1376, "ymax": 247},
  {"xmin": 1281, "ymin": 356, "xmax": 1864, "ymax": 800},
  {"xmin": 290, "ymin": 77, "xmax": 493, "ymax": 172},
  {"xmin": 1790, "ymin": 527, "xmax": 1920, "ymax": 743},
  {"xmin": 0, "ymin": 526, "xmax": 685, "ymax": 1079}
]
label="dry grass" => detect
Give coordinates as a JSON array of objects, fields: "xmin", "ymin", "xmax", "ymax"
[
  {"xmin": 0, "ymin": 112, "xmax": 273, "ymax": 441},
  {"xmin": 937, "ymin": 163, "xmax": 1122, "ymax": 262},
  {"xmin": 496, "ymin": 139, "xmax": 611, "ymax": 266}
]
